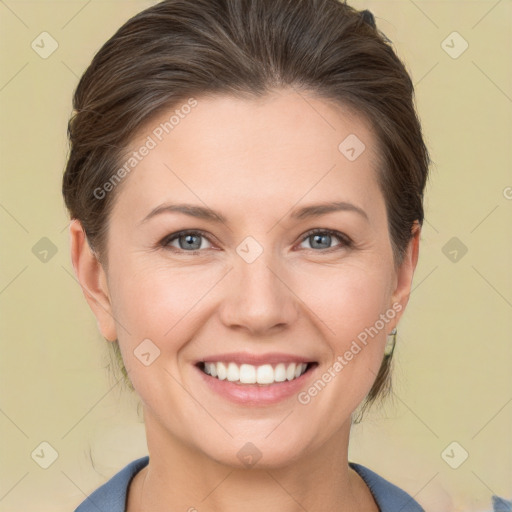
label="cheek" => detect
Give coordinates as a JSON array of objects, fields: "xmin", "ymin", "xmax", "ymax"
[
  {"xmin": 106, "ymin": 262, "xmax": 213, "ymax": 409},
  {"xmin": 109, "ymin": 260, "xmax": 226, "ymax": 345},
  {"xmin": 295, "ymin": 259, "xmax": 393, "ymax": 344},
  {"xmin": 293, "ymin": 266, "xmax": 392, "ymax": 423},
  {"xmin": 295, "ymin": 261, "xmax": 392, "ymax": 402},
  {"xmin": 110, "ymin": 252, "xmax": 393, "ymax": 354}
]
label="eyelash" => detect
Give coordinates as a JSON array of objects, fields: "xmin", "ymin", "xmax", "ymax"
[{"xmin": 159, "ymin": 228, "xmax": 353, "ymax": 255}]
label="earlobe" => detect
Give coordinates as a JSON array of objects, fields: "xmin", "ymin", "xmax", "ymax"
[
  {"xmin": 69, "ymin": 219, "xmax": 117, "ymax": 342},
  {"xmin": 390, "ymin": 221, "xmax": 421, "ymax": 325}
]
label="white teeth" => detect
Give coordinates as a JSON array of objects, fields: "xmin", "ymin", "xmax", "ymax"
[
  {"xmin": 286, "ymin": 363, "xmax": 297, "ymax": 381},
  {"xmin": 239, "ymin": 364, "xmax": 256, "ymax": 384},
  {"xmin": 226, "ymin": 362, "xmax": 239, "ymax": 382},
  {"xmin": 204, "ymin": 362, "xmax": 217, "ymax": 377},
  {"xmin": 217, "ymin": 362, "xmax": 227, "ymax": 380},
  {"xmin": 202, "ymin": 361, "xmax": 308, "ymax": 385},
  {"xmin": 256, "ymin": 364, "xmax": 274, "ymax": 384},
  {"xmin": 274, "ymin": 363, "xmax": 287, "ymax": 382}
]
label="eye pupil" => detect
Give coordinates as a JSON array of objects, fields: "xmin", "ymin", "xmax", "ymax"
[
  {"xmin": 181, "ymin": 234, "xmax": 201, "ymax": 250},
  {"xmin": 166, "ymin": 229, "xmax": 347, "ymax": 254},
  {"xmin": 311, "ymin": 233, "xmax": 331, "ymax": 249}
]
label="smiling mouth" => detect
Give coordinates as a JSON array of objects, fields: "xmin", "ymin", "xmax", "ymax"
[{"xmin": 197, "ymin": 361, "xmax": 317, "ymax": 385}]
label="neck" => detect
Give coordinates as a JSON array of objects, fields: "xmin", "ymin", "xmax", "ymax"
[{"xmin": 127, "ymin": 410, "xmax": 377, "ymax": 512}]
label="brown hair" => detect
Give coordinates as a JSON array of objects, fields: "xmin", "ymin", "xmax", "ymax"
[{"xmin": 62, "ymin": 0, "xmax": 430, "ymax": 416}]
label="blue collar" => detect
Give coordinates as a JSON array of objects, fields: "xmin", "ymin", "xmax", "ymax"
[
  {"xmin": 74, "ymin": 455, "xmax": 509, "ymax": 512},
  {"xmin": 75, "ymin": 456, "xmax": 424, "ymax": 511}
]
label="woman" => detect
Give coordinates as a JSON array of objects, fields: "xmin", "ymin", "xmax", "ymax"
[{"xmin": 63, "ymin": 0, "xmax": 430, "ymax": 510}]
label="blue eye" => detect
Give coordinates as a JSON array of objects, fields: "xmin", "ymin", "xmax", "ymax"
[
  {"xmin": 162, "ymin": 230, "xmax": 212, "ymax": 252},
  {"xmin": 160, "ymin": 228, "xmax": 352, "ymax": 254},
  {"xmin": 299, "ymin": 229, "xmax": 352, "ymax": 251}
]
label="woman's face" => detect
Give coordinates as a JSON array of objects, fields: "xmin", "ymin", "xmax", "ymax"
[{"xmin": 77, "ymin": 88, "xmax": 419, "ymax": 468}]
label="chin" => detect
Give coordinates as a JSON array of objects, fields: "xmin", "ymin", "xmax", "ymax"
[{"xmin": 190, "ymin": 426, "xmax": 320, "ymax": 471}]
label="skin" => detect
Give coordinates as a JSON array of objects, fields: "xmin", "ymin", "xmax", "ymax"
[{"xmin": 70, "ymin": 88, "xmax": 420, "ymax": 512}]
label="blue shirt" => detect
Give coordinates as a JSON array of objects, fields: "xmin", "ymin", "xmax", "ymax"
[{"xmin": 74, "ymin": 456, "xmax": 426, "ymax": 511}]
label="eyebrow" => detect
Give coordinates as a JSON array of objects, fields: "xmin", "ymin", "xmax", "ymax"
[
  {"xmin": 290, "ymin": 201, "xmax": 369, "ymax": 222},
  {"xmin": 140, "ymin": 200, "xmax": 369, "ymax": 225}
]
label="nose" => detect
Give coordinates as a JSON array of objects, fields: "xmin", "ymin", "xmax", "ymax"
[{"xmin": 218, "ymin": 250, "xmax": 299, "ymax": 336}]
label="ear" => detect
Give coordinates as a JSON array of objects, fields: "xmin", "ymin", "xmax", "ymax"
[
  {"xmin": 389, "ymin": 221, "xmax": 421, "ymax": 328},
  {"xmin": 69, "ymin": 219, "xmax": 117, "ymax": 342}
]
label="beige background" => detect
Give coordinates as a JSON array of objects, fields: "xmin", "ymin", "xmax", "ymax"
[{"xmin": 1, "ymin": 1, "xmax": 511, "ymax": 511}]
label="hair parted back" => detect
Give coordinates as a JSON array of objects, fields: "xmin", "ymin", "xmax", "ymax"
[{"xmin": 62, "ymin": 0, "xmax": 430, "ymax": 417}]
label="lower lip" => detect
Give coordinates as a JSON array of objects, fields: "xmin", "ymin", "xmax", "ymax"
[{"xmin": 196, "ymin": 365, "xmax": 316, "ymax": 406}]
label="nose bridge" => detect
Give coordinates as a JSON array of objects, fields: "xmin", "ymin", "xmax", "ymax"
[{"xmin": 219, "ymin": 241, "xmax": 298, "ymax": 333}]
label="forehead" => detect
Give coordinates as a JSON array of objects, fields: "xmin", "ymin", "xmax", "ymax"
[{"xmin": 112, "ymin": 89, "xmax": 383, "ymax": 222}]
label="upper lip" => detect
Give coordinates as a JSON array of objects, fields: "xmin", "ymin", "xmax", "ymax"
[{"xmin": 198, "ymin": 352, "xmax": 315, "ymax": 365}]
